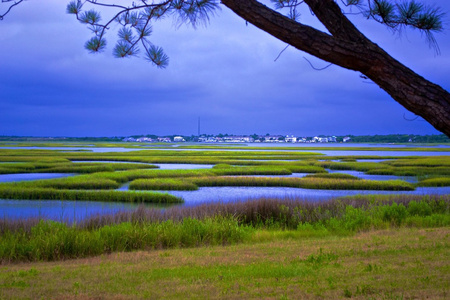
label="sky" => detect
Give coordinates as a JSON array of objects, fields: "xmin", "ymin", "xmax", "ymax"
[{"xmin": 1, "ymin": 0, "xmax": 449, "ymax": 137}]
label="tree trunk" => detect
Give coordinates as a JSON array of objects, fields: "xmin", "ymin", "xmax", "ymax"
[{"xmin": 221, "ymin": 0, "xmax": 450, "ymax": 136}]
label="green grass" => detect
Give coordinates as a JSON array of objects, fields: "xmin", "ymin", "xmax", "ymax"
[
  {"xmin": 0, "ymin": 216, "xmax": 248, "ymax": 262},
  {"xmin": 367, "ymin": 166, "xmax": 450, "ymax": 176},
  {"xmin": 0, "ymin": 160, "xmax": 155, "ymax": 174},
  {"xmin": 0, "ymin": 186, "xmax": 182, "ymax": 203},
  {"xmin": 0, "ymin": 197, "xmax": 448, "ymax": 264},
  {"xmin": 417, "ymin": 177, "xmax": 450, "ymax": 187},
  {"xmin": 91, "ymin": 168, "xmax": 214, "ymax": 183},
  {"xmin": 6, "ymin": 175, "xmax": 121, "ymax": 190},
  {"xmin": 211, "ymin": 165, "xmax": 292, "ymax": 176},
  {"xmin": 190, "ymin": 176, "xmax": 415, "ymax": 191},
  {"xmin": 316, "ymin": 161, "xmax": 390, "ymax": 172},
  {"xmin": 129, "ymin": 178, "xmax": 199, "ymax": 191},
  {"xmin": 304, "ymin": 173, "xmax": 360, "ymax": 180},
  {"xmin": 0, "ymin": 227, "xmax": 448, "ymax": 299}
]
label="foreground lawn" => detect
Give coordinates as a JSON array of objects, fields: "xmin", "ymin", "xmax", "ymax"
[{"xmin": 1, "ymin": 227, "xmax": 448, "ymax": 299}]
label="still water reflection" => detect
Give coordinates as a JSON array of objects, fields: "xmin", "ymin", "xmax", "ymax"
[{"xmin": 1, "ymin": 186, "xmax": 449, "ymax": 222}]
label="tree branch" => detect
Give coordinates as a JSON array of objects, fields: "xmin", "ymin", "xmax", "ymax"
[{"xmin": 0, "ymin": 0, "xmax": 24, "ymax": 20}]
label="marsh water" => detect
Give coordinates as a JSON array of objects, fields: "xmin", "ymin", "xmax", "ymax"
[
  {"xmin": 2, "ymin": 185, "xmax": 449, "ymax": 222},
  {"xmin": 1, "ymin": 144, "xmax": 449, "ymax": 222},
  {"xmin": 0, "ymin": 173, "xmax": 75, "ymax": 183},
  {"xmin": 1, "ymin": 143, "xmax": 450, "ymax": 156}
]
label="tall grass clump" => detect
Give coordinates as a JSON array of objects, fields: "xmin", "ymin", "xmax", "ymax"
[
  {"xmin": 0, "ymin": 187, "xmax": 182, "ymax": 203},
  {"xmin": 7, "ymin": 175, "xmax": 121, "ymax": 190},
  {"xmin": 211, "ymin": 165, "xmax": 292, "ymax": 176},
  {"xmin": 191, "ymin": 176, "xmax": 415, "ymax": 191},
  {"xmin": 366, "ymin": 166, "xmax": 450, "ymax": 177},
  {"xmin": 0, "ymin": 216, "xmax": 251, "ymax": 262},
  {"xmin": 304, "ymin": 173, "xmax": 360, "ymax": 180},
  {"xmin": 417, "ymin": 177, "xmax": 450, "ymax": 187},
  {"xmin": 129, "ymin": 178, "xmax": 199, "ymax": 191},
  {"xmin": 316, "ymin": 161, "xmax": 389, "ymax": 172},
  {"xmin": 0, "ymin": 194, "xmax": 448, "ymax": 262},
  {"xmin": 91, "ymin": 169, "xmax": 213, "ymax": 184}
]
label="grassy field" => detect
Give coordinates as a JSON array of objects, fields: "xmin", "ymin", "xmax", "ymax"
[{"xmin": 0, "ymin": 227, "xmax": 448, "ymax": 299}]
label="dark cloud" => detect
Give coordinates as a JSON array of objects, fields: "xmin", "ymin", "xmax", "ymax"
[{"xmin": 0, "ymin": 0, "xmax": 449, "ymax": 137}]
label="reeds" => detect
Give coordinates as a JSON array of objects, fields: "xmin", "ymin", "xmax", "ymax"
[
  {"xmin": 316, "ymin": 161, "xmax": 389, "ymax": 172},
  {"xmin": 0, "ymin": 161, "xmax": 154, "ymax": 174},
  {"xmin": 211, "ymin": 165, "xmax": 292, "ymax": 176},
  {"xmin": 366, "ymin": 166, "xmax": 450, "ymax": 176},
  {"xmin": 417, "ymin": 177, "xmax": 450, "ymax": 187},
  {"xmin": 10, "ymin": 176, "xmax": 121, "ymax": 190},
  {"xmin": 304, "ymin": 173, "xmax": 360, "ymax": 180},
  {"xmin": 129, "ymin": 178, "xmax": 199, "ymax": 191},
  {"xmin": 0, "ymin": 187, "xmax": 182, "ymax": 203},
  {"xmin": 0, "ymin": 194, "xmax": 448, "ymax": 262},
  {"xmin": 0, "ymin": 216, "xmax": 249, "ymax": 262},
  {"xmin": 190, "ymin": 176, "xmax": 415, "ymax": 191}
]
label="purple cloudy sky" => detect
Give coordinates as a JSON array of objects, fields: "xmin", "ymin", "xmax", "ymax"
[{"xmin": 1, "ymin": 0, "xmax": 449, "ymax": 137}]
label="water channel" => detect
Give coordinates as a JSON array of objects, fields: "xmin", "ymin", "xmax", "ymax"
[{"xmin": 1, "ymin": 145, "xmax": 448, "ymax": 222}]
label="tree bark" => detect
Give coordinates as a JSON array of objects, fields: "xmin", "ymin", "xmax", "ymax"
[{"xmin": 220, "ymin": 0, "xmax": 450, "ymax": 136}]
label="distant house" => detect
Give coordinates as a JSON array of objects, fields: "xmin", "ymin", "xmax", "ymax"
[
  {"xmin": 157, "ymin": 137, "xmax": 172, "ymax": 143},
  {"xmin": 122, "ymin": 137, "xmax": 136, "ymax": 142},
  {"xmin": 223, "ymin": 136, "xmax": 254, "ymax": 143},
  {"xmin": 343, "ymin": 137, "xmax": 351, "ymax": 143},
  {"xmin": 328, "ymin": 136, "xmax": 337, "ymax": 142},
  {"xmin": 198, "ymin": 137, "xmax": 218, "ymax": 143},
  {"xmin": 313, "ymin": 136, "xmax": 329, "ymax": 143},
  {"xmin": 285, "ymin": 135, "xmax": 297, "ymax": 143},
  {"xmin": 136, "ymin": 137, "xmax": 152, "ymax": 142},
  {"xmin": 173, "ymin": 136, "xmax": 185, "ymax": 142},
  {"xmin": 264, "ymin": 135, "xmax": 283, "ymax": 142}
]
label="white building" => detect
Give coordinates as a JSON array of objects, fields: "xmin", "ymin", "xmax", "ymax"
[
  {"xmin": 122, "ymin": 137, "xmax": 136, "ymax": 142},
  {"xmin": 285, "ymin": 135, "xmax": 297, "ymax": 143},
  {"xmin": 223, "ymin": 136, "xmax": 254, "ymax": 143},
  {"xmin": 264, "ymin": 135, "xmax": 283, "ymax": 142},
  {"xmin": 173, "ymin": 136, "xmax": 185, "ymax": 142},
  {"xmin": 136, "ymin": 137, "xmax": 152, "ymax": 142},
  {"xmin": 157, "ymin": 137, "xmax": 172, "ymax": 143}
]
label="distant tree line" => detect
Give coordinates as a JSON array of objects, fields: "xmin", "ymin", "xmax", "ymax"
[
  {"xmin": 345, "ymin": 134, "xmax": 449, "ymax": 143},
  {"xmin": 0, "ymin": 136, "xmax": 122, "ymax": 142}
]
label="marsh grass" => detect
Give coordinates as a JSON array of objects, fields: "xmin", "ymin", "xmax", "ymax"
[
  {"xmin": 417, "ymin": 177, "xmax": 450, "ymax": 187},
  {"xmin": 0, "ymin": 161, "xmax": 154, "ymax": 175},
  {"xmin": 190, "ymin": 176, "xmax": 415, "ymax": 191},
  {"xmin": 7, "ymin": 175, "xmax": 121, "ymax": 190},
  {"xmin": 129, "ymin": 178, "xmax": 199, "ymax": 191},
  {"xmin": 0, "ymin": 187, "xmax": 181, "ymax": 203},
  {"xmin": 1, "ymin": 148, "xmax": 448, "ymax": 203},
  {"xmin": 0, "ymin": 195, "xmax": 448, "ymax": 263},
  {"xmin": 211, "ymin": 165, "xmax": 292, "ymax": 176},
  {"xmin": 0, "ymin": 216, "xmax": 249, "ymax": 262},
  {"xmin": 304, "ymin": 173, "xmax": 360, "ymax": 180},
  {"xmin": 316, "ymin": 161, "xmax": 389, "ymax": 172},
  {"xmin": 367, "ymin": 166, "xmax": 450, "ymax": 176},
  {"xmin": 91, "ymin": 169, "xmax": 214, "ymax": 183},
  {"xmin": 384, "ymin": 156, "xmax": 450, "ymax": 167}
]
